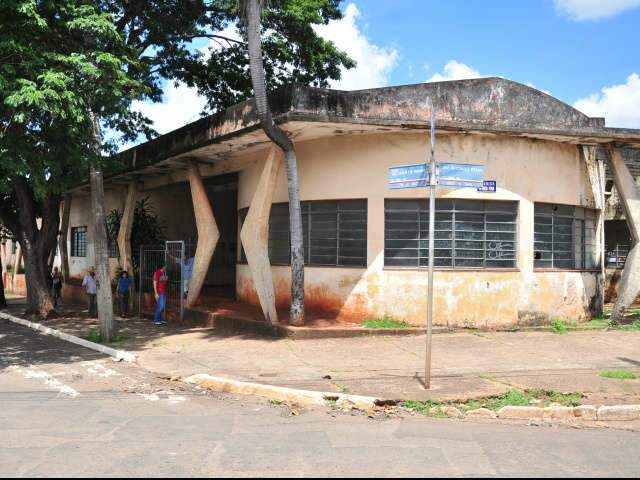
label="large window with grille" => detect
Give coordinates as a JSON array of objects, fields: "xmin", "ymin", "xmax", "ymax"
[
  {"xmin": 384, "ymin": 199, "xmax": 518, "ymax": 268},
  {"xmin": 534, "ymin": 204, "xmax": 598, "ymax": 269},
  {"xmin": 240, "ymin": 199, "xmax": 367, "ymax": 267},
  {"xmin": 71, "ymin": 226, "xmax": 88, "ymax": 258}
]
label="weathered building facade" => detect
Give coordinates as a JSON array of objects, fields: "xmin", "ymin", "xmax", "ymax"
[{"xmin": 60, "ymin": 78, "xmax": 640, "ymax": 328}]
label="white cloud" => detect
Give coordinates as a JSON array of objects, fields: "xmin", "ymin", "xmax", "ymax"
[
  {"xmin": 426, "ymin": 60, "xmax": 483, "ymax": 82},
  {"xmin": 526, "ymin": 82, "xmax": 553, "ymax": 96},
  {"xmin": 131, "ymin": 81, "xmax": 208, "ymax": 135},
  {"xmin": 314, "ymin": 3, "xmax": 399, "ymax": 90},
  {"xmin": 573, "ymin": 73, "xmax": 640, "ymax": 128},
  {"xmin": 555, "ymin": 0, "xmax": 640, "ymax": 21}
]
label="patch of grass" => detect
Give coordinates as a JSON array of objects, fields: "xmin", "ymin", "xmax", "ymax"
[
  {"xmin": 551, "ymin": 319, "xmax": 569, "ymax": 335},
  {"xmin": 82, "ymin": 328, "xmax": 128, "ymax": 346},
  {"xmin": 600, "ymin": 370, "xmax": 637, "ymax": 380},
  {"xmin": 617, "ymin": 320, "xmax": 640, "ymax": 332},
  {"xmin": 402, "ymin": 400, "xmax": 448, "ymax": 418},
  {"xmin": 270, "ymin": 399, "xmax": 283, "ymax": 406},
  {"xmin": 404, "ymin": 388, "xmax": 583, "ymax": 417},
  {"xmin": 363, "ymin": 315, "xmax": 410, "ymax": 329},
  {"xmin": 332, "ymin": 383, "xmax": 353, "ymax": 395}
]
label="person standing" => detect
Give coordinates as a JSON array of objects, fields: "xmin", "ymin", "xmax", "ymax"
[
  {"xmin": 51, "ymin": 267, "xmax": 63, "ymax": 308},
  {"xmin": 116, "ymin": 271, "xmax": 131, "ymax": 318},
  {"xmin": 153, "ymin": 264, "xmax": 168, "ymax": 325},
  {"xmin": 82, "ymin": 268, "xmax": 97, "ymax": 318},
  {"xmin": 182, "ymin": 255, "xmax": 195, "ymax": 299}
]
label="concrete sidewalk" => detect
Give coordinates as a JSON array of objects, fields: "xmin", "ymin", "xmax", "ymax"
[{"xmin": 7, "ymin": 299, "xmax": 640, "ymax": 404}]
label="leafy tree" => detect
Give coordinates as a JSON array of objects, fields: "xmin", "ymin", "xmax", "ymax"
[
  {"xmin": 97, "ymin": 0, "xmax": 354, "ymax": 115},
  {"xmin": 0, "ymin": 0, "xmax": 352, "ymax": 319},
  {"xmin": 0, "ymin": 1, "xmax": 150, "ymax": 317}
]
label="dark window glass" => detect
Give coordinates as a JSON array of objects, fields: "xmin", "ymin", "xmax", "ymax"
[
  {"xmin": 384, "ymin": 199, "xmax": 517, "ymax": 268},
  {"xmin": 534, "ymin": 203, "xmax": 597, "ymax": 269},
  {"xmin": 71, "ymin": 226, "xmax": 88, "ymax": 258},
  {"xmin": 239, "ymin": 200, "xmax": 367, "ymax": 267}
]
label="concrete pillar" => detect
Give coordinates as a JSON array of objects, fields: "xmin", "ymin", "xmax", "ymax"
[
  {"xmin": 186, "ymin": 160, "xmax": 219, "ymax": 307},
  {"xmin": 117, "ymin": 181, "xmax": 137, "ymax": 276},
  {"xmin": 608, "ymin": 145, "xmax": 640, "ymax": 321},
  {"xmin": 12, "ymin": 242, "xmax": 22, "ymax": 292},
  {"xmin": 0, "ymin": 241, "xmax": 7, "ymax": 272},
  {"xmin": 59, "ymin": 194, "xmax": 71, "ymax": 281},
  {"xmin": 240, "ymin": 148, "xmax": 280, "ymax": 325},
  {"xmin": 582, "ymin": 146, "xmax": 606, "ymax": 313}
]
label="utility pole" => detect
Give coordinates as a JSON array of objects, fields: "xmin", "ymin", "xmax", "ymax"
[{"xmin": 425, "ymin": 99, "xmax": 437, "ymax": 389}]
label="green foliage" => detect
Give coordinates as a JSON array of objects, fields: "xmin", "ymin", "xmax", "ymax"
[
  {"xmin": 551, "ymin": 319, "xmax": 568, "ymax": 335},
  {"xmin": 106, "ymin": 196, "xmax": 166, "ymax": 260},
  {"xmin": 107, "ymin": 197, "xmax": 165, "ymax": 291},
  {"xmin": 404, "ymin": 388, "xmax": 583, "ymax": 416},
  {"xmin": 83, "ymin": 327, "xmax": 128, "ymax": 345},
  {"xmin": 363, "ymin": 316, "xmax": 410, "ymax": 329},
  {"xmin": 600, "ymin": 370, "xmax": 637, "ymax": 380}
]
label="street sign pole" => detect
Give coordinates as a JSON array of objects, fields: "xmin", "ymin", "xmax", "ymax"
[{"xmin": 425, "ymin": 99, "xmax": 437, "ymax": 389}]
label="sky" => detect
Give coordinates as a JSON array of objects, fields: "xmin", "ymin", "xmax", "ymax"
[{"xmin": 128, "ymin": 0, "xmax": 640, "ymax": 147}]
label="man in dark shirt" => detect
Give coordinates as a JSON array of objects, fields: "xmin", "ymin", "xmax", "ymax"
[{"xmin": 116, "ymin": 271, "xmax": 131, "ymax": 317}]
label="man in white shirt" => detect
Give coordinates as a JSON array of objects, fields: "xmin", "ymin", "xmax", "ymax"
[{"xmin": 82, "ymin": 268, "xmax": 97, "ymax": 318}]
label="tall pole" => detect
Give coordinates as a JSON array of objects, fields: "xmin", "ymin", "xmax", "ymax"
[{"xmin": 425, "ymin": 99, "xmax": 437, "ymax": 389}]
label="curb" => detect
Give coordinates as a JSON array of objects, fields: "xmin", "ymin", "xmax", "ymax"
[
  {"xmin": 431, "ymin": 405, "xmax": 640, "ymax": 422},
  {"xmin": 0, "ymin": 311, "xmax": 136, "ymax": 363},
  {"xmin": 183, "ymin": 373, "xmax": 640, "ymax": 422},
  {"xmin": 184, "ymin": 373, "xmax": 378, "ymax": 410}
]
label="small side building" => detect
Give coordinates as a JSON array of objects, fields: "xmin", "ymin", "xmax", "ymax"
[{"xmin": 61, "ymin": 78, "xmax": 640, "ymax": 328}]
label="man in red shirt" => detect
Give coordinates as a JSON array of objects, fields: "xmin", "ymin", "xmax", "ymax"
[{"xmin": 153, "ymin": 264, "xmax": 169, "ymax": 325}]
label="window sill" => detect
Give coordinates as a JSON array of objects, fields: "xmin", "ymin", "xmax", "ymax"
[
  {"xmin": 383, "ymin": 267, "xmax": 520, "ymax": 273},
  {"xmin": 236, "ymin": 262, "xmax": 367, "ymax": 269},
  {"xmin": 534, "ymin": 268, "xmax": 601, "ymax": 273}
]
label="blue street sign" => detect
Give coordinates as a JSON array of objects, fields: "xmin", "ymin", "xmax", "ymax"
[
  {"xmin": 389, "ymin": 163, "xmax": 429, "ymax": 189},
  {"xmin": 477, "ymin": 180, "xmax": 497, "ymax": 193},
  {"xmin": 439, "ymin": 163, "xmax": 484, "ymax": 188}
]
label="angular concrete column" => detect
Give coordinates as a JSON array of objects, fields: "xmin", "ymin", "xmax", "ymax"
[
  {"xmin": 12, "ymin": 242, "xmax": 22, "ymax": 292},
  {"xmin": 187, "ymin": 160, "xmax": 219, "ymax": 307},
  {"xmin": 240, "ymin": 148, "xmax": 281, "ymax": 325},
  {"xmin": 59, "ymin": 194, "xmax": 71, "ymax": 281},
  {"xmin": 582, "ymin": 146, "xmax": 606, "ymax": 313},
  {"xmin": 608, "ymin": 146, "xmax": 640, "ymax": 321},
  {"xmin": 117, "ymin": 182, "xmax": 137, "ymax": 276}
]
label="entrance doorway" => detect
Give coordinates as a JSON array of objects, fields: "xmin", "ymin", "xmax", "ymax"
[{"xmin": 203, "ymin": 173, "xmax": 238, "ymax": 298}]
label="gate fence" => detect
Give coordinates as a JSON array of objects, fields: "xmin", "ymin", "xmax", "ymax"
[{"xmin": 139, "ymin": 242, "xmax": 185, "ymax": 322}]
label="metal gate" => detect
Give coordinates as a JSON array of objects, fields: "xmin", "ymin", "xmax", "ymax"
[{"xmin": 138, "ymin": 241, "xmax": 185, "ymax": 322}]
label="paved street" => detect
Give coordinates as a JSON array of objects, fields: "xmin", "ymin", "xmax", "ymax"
[{"xmin": 2, "ymin": 319, "xmax": 640, "ymax": 477}]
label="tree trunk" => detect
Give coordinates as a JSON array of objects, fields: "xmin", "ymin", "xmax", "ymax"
[
  {"xmin": 21, "ymin": 239, "xmax": 55, "ymax": 317},
  {"xmin": 244, "ymin": 0, "xmax": 305, "ymax": 325},
  {"xmin": 6, "ymin": 178, "xmax": 60, "ymax": 317},
  {"xmin": 89, "ymin": 111, "xmax": 115, "ymax": 341}
]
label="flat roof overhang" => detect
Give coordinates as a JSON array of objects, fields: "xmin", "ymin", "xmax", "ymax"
[{"xmin": 71, "ymin": 79, "xmax": 640, "ymax": 193}]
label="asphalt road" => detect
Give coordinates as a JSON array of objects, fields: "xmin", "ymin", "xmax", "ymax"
[{"xmin": 1, "ymin": 319, "xmax": 640, "ymax": 478}]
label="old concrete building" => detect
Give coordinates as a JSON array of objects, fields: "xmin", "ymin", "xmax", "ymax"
[{"xmin": 59, "ymin": 78, "xmax": 640, "ymax": 328}]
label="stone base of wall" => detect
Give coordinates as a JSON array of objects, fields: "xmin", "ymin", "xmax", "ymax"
[{"xmin": 237, "ymin": 265, "xmax": 599, "ymax": 329}]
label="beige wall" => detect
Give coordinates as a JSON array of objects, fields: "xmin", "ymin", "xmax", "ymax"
[
  {"xmin": 66, "ymin": 189, "xmax": 123, "ymax": 279},
  {"xmin": 237, "ymin": 131, "xmax": 601, "ymax": 327}
]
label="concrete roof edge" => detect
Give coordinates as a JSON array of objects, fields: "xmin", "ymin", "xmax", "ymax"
[{"xmin": 94, "ymin": 79, "xmax": 640, "ymax": 186}]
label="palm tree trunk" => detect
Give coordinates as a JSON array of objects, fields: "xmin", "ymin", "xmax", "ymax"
[{"xmin": 243, "ymin": 0, "xmax": 305, "ymax": 325}]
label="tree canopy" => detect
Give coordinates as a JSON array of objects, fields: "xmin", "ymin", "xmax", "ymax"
[{"xmin": 0, "ymin": 0, "xmax": 353, "ymax": 317}]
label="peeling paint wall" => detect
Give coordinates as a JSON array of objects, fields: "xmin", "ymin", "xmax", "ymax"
[{"xmin": 237, "ymin": 131, "xmax": 600, "ymax": 327}]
